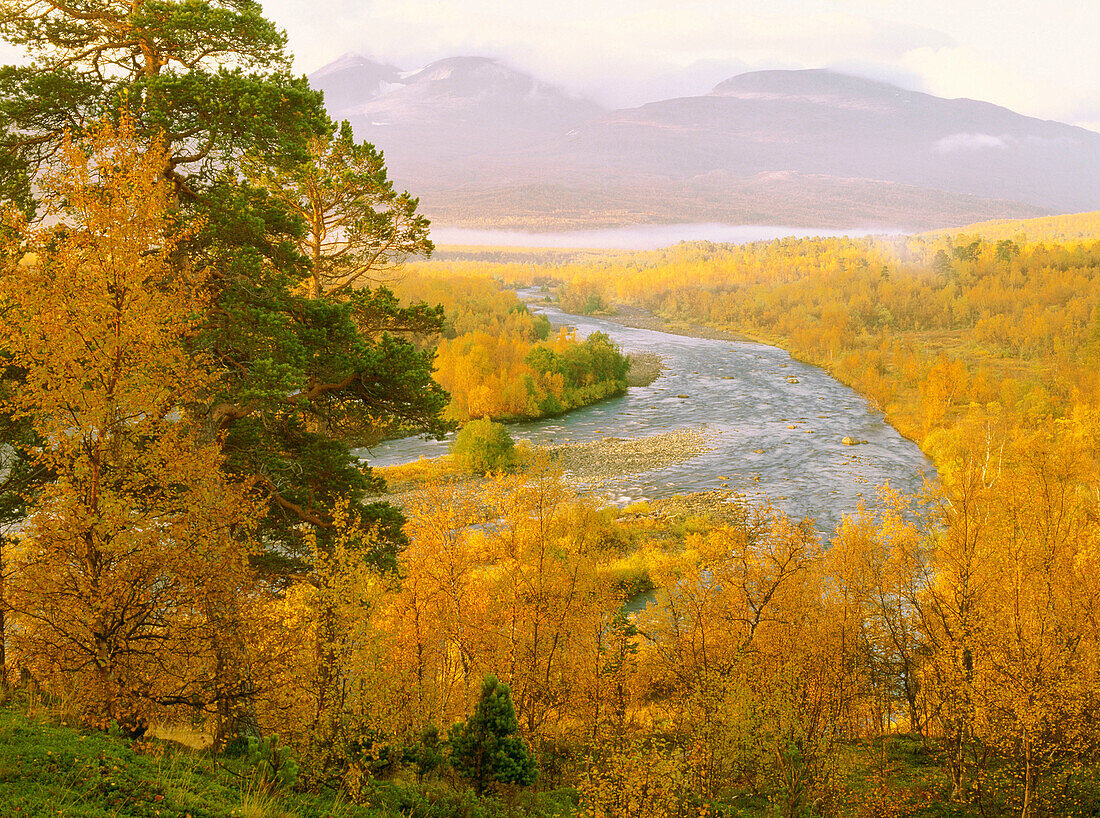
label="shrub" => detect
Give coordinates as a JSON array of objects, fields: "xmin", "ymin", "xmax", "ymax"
[
  {"xmin": 244, "ymin": 735, "xmax": 299, "ymax": 793},
  {"xmin": 451, "ymin": 420, "xmax": 516, "ymax": 474}
]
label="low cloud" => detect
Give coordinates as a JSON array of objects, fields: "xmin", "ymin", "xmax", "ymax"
[
  {"xmin": 933, "ymin": 132, "xmax": 1080, "ymax": 154},
  {"xmin": 258, "ymin": 0, "xmax": 1098, "ymax": 128},
  {"xmin": 934, "ymin": 133, "xmax": 1008, "ymax": 153}
]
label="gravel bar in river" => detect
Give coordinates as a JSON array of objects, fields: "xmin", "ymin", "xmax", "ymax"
[
  {"xmin": 364, "ymin": 296, "xmax": 931, "ymax": 532},
  {"xmin": 549, "ymin": 429, "xmax": 718, "ymax": 488}
]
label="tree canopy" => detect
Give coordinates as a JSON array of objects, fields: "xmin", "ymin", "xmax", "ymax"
[
  {"xmin": 244, "ymin": 121, "xmax": 433, "ymax": 300},
  {"xmin": 0, "ymin": 0, "xmax": 322, "ymax": 205},
  {"xmin": 0, "ymin": 0, "xmax": 447, "ymax": 733}
]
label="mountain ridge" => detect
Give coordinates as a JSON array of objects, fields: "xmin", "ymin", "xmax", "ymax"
[{"xmin": 309, "ymin": 56, "xmax": 1100, "ymax": 231}]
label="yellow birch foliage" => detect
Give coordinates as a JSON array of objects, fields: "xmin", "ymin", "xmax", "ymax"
[
  {"xmin": 634, "ymin": 508, "xmax": 845, "ymax": 810},
  {"xmin": 394, "ymin": 474, "xmax": 495, "ymax": 727},
  {"xmin": 0, "ymin": 120, "xmax": 256, "ymax": 730},
  {"xmin": 828, "ymin": 490, "xmax": 929, "ymax": 737},
  {"xmin": 479, "ymin": 463, "xmax": 623, "ymax": 743},
  {"xmin": 260, "ymin": 503, "xmax": 401, "ymax": 790},
  {"xmin": 916, "ymin": 408, "xmax": 1100, "ymax": 810},
  {"xmin": 972, "ymin": 421, "xmax": 1100, "ymax": 814},
  {"xmin": 579, "ymin": 738, "xmax": 705, "ymax": 818},
  {"xmin": 375, "ymin": 463, "xmax": 624, "ymax": 760}
]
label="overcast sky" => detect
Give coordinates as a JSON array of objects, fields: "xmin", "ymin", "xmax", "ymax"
[{"xmin": 259, "ymin": 0, "xmax": 1100, "ymax": 132}]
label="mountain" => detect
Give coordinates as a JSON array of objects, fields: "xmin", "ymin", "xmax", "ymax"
[
  {"xmin": 309, "ymin": 53, "xmax": 403, "ymax": 116},
  {"xmin": 415, "ymin": 172, "xmax": 1046, "ymax": 233},
  {"xmin": 309, "ymin": 58, "xmax": 1100, "ymax": 230},
  {"xmin": 311, "ymin": 56, "xmax": 605, "ymax": 184},
  {"xmin": 557, "ymin": 69, "xmax": 1100, "ymax": 213}
]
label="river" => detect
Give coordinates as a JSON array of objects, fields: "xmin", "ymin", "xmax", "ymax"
[{"xmin": 362, "ymin": 300, "xmax": 932, "ymax": 534}]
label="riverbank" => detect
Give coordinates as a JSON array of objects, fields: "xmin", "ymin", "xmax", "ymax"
[
  {"xmin": 376, "ymin": 428, "xmax": 722, "ymax": 508},
  {"xmin": 530, "ymin": 297, "xmax": 752, "ymax": 343},
  {"xmin": 547, "ymin": 428, "xmax": 717, "ymax": 489},
  {"xmin": 543, "ymin": 297, "xmax": 926, "ymax": 451}
]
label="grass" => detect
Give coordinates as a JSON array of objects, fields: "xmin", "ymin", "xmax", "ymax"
[
  {"xmin": 149, "ymin": 725, "xmax": 212, "ymax": 752},
  {"xmin": 0, "ymin": 700, "xmax": 358, "ymax": 817},
  {"xmin": 10, "ymin": 696, "xmax": 1090, "ymax": 816},
  {"xmin": 0, "ymin": 698, "xmax": 585, "ymax": 818}
]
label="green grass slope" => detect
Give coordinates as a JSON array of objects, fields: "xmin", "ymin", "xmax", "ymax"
[
  {"xmin": 0, "ymin": 704, "xmax": 339, "ymax": 817},
  {"xmin": 0, "ymin": 702, "xmax": 579, "ymax": 818}
]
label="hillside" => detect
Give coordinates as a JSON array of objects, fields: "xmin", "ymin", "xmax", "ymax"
[
  {"xmin": 313, "ymin": 55, "xmax": 604, "ymax": 187},
  {"xmin": 413, "ymin": 172, "xmax": 1045, "ymax": 232},
  {"xmin": 6, "ymin": 5, "xmax": 1100, "ymax": 817},
  {"xmin": 0, "ymin": 704, "xmax": 351, "ymax": 817},
  {"xmin": 0, "ymin": 703, "xmax": 577, "ymax": 817},
  {"xmin": 310, "ymin": 57, "xmax": 1100, "ymax": 231},
  {"xmin": 931, "ymin": 209, "xmax": 1100, "ymax": 242},
  {"xmin": 563, "ymin": 70, "xmax": 1099, "ymax": 213}
]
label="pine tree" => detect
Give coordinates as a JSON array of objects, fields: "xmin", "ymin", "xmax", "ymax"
[
  {"xmin": 0, "ymin": 0, "xmax": 323, "ymax": 207},
  {"xmin": 448, "ymin": 675, "xmax": 537, "ymax": 794},
  {"xmin": 244, "ymin": 120, "xmax": 433, "ymax": 301},
  {"xmin": 0, "ymin": 0, "xmax": 450, "ymax": 581}
]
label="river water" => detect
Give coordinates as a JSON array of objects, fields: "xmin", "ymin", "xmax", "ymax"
[{"xmin": 363, "ymin": 300, "xmax": 932, "ymax": 534}]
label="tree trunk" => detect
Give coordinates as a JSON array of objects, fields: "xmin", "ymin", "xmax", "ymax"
[
  {"xmin": 0, "ymin": 592, "xmax": 6, "ymax": 696},
  {"xmin": 214, "ymin": 646, "xmax": 262, "ymax": 750},
  {"xmin": 0, "ymin": 534, "xmax": 7, "ymax": 696},
  {"xmin": 207, "ymin": 595, "xmax": 262, "ymax": 750},
  {"xmin": 1021, "ymin": 739, "xmax": 1033, "ymax": 818}
]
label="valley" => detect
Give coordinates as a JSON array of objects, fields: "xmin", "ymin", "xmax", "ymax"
[
  {"xmin": 367, "ymin": 295, "xmax": 931, "ymax": 533},
  {"xmin": 2, "ymin": 4, "xmax": 1100, "ymax": 815}
]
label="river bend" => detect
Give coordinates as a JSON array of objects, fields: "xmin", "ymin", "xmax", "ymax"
[{"xmin": 364, "ymin": 301, "xmax": 932, "ymax": 533}]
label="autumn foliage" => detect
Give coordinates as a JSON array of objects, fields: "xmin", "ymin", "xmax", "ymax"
[
  {"xmin": 0, "ymin": 37, "xmax": 1099, "ymax": 817},
  {"xmin": 1, "ymin": 122, "xmax": 258, "ymax": 733},
  {"xmin": 391, "ymin": 270, "xmax": 630, "ymax": 422},
  {"xmin": 341, "ymin": 229, "xmax": 1100, "ymax": 814},
  {"xmin": 3, "ymin": 132, "xmax": 1099, "ymax": 815}
]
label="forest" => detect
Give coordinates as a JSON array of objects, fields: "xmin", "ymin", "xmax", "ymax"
[
  {"xmin": 0, "ymin": 2, "xmax": 1098, "ymax": 818},
  {"xmin": 388, "ymin": 271, "xmax": 630, "ymax": 423},
  {"xmin": 381, "ymin": 228, "xmax": 1100, "ymax": 817}
]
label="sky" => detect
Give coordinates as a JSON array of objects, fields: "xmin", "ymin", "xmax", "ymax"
[{"xmin": 259, "ymin": 0, "xmax": 1100, "ymax": 132}]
